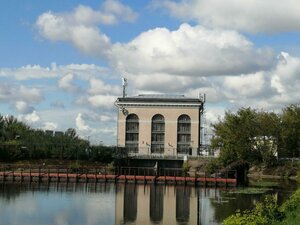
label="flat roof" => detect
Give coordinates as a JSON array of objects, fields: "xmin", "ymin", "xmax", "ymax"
[{"xmin": 116, "ymin": 94, "xmax": 203, "ymax": 104}]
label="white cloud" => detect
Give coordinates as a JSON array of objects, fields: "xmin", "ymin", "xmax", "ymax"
[
  {"xmin": 0, "ymin": 64, "xmax": 57, "ymax": 80},
  {"xmin": 157, "ymin": 0, "xmax": 300, "ymax": 33},
  {"xmin": 76, "ymin": 113, "xmax": 91, "ymax": 131},
  {"xmin": 36, "ymin": 11, "xmax": 111, "ymax": 57},
  {"xmin": 87, "ymin": 95, "xmax": 117, "ymax": 109},
  {"xmin": 58, "ymin": 73, "xmax": 80, "ymax": 93},
  {"xmin": 111, "ymin": 24, "xmax": 275, "ymax": 78},
  {"xmin": 19, "ymin": 86, "xmax": 43, "ymax": 103},
  {"xmin": 15, "ymin": 101, "xmax": 35, "ymax": 114},
  {"xmin": 0, "ymin": 63, "xmax": 108, "ymax": 80},
  {"xmin": 42, "ymin": 122, "xmax": 58, "ymax": 130},
  {"xmin": 36, "ymin": 1, "xmax": 137, "ymax": 56},
  {"xmin": 88, "ymin": 78, "xmax": 120, "ymax": 95},
  {"xmin": 23, "ymin": 111, "xmax": 40, "ymax": 123},
  {"xmin": 101, "ymin": 0, "xmax": 138, "ymax": 23},
  {"xmin": 0, "ymin": 84, "xmax": 43, "ymax": 104},
  {"xmin": 223, "ymin": 73, "xmax": 267, "ymax": 98}
]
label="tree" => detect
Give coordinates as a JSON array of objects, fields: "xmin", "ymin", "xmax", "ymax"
[
  {"xmin": 211, "ymin": 108, "xmax": 259, "ymax": 165},
  {"xmin": 211, "ymin": 108, "xmax": 281, "ymax": 166},
  {"xmin": 280, "ymin": 105, "xmax": 300, "ymax": 158}
]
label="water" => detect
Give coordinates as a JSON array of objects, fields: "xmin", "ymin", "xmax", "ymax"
[{"xmin": 0, "ymin": 181, "xmax": 297, "ymax": 225}]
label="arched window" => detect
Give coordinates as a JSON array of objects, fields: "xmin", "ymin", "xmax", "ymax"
[
  {"xmin": 177, "ymin": 115, "xmax": 191, "ymax": 154},
  {"xmin": 125, "ymin": 114, "xmax": 139, "ymax": 153},
  {"xmin": 151, "ymin": 114, "xmax": 165, "ymax": 154}
]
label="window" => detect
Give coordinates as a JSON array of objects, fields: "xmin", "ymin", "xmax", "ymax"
[
  {"xmin": 125, "ymin": 114, "xmax": 139, "ymax": 153},
  {"xmin": 177, "ymin": 115, "xmax": 191, "ymax": 154},
  {"xmin": 151, "ymin": 114, "xmax": 165, "ymax": 154}
]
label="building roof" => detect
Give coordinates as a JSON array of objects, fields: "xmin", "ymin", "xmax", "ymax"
[
  {"xmin": 116, "ymin": 95, "xmax": 204, "ymax": 106},
  {"xmin": 117, "ymin": 94, "xmax": 203, "ymax": 103}
]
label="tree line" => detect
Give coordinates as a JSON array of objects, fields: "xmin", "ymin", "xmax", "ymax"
[
  {"xmin": 210, "ymin": 104, "xmax": 300, "ymax": 166},
  {"xmin": 0, "ymin": 115, "xmax": 114, "ymax": 163}
]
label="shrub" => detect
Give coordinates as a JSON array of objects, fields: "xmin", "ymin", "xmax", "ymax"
[
  {"xmin": 280, "ymin": 189, "xmax": 300, "ymax": 213},
  {"xmin": 205, "ymin": 158, "xmax": 220, "ymax": 175},
  {"xmin": 182, "ymin": 161, "xmax": 189, "ymax": 173},
  {"xmin": 223, "ymin": 195, "xmax": 283, "ymax": 225}
]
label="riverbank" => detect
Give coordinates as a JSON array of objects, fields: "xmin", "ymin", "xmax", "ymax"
[
  {"xmin": 223, "ymin": 188, "xmax": 300, "ymax": 225},
  {"xmin": 275, "ymin": 188, "xmax": 300, "ymax": 225},
  {"xmin": 248, "ymin": 163, "xmax": 298, "ymax": 180}
]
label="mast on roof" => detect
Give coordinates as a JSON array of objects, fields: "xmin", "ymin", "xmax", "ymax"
[{"xmin": 122, "ymin": 77, "xmax": 128, "ymax": 98}]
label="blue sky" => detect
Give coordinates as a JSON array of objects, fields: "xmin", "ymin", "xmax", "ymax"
[{"xmin": 1, "ymin": 0, "xmax": 300, "ymax": 145}]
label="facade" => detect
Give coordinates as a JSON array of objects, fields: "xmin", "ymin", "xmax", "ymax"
[{"xmin": 115, "ymin": 95, "xmax": 204, "ymax": 157}]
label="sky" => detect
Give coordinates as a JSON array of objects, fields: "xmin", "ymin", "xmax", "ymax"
[{"xmin": 1, "ymin": 0, "xmax": 300, "ymax": 145}]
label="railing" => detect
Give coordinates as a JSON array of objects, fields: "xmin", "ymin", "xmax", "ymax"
[{"xmin": 0, "ymin": 164, "xmax": 238, "ymax": 186}]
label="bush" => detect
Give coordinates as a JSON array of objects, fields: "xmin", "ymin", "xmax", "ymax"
[
  {"xmin": 182, "ymin": 161, "xmax": 189, "ymax": 173},
  {"xmin": 205, "ymin": 158, "xmax": 220, "ymax": 175},
  {"xmin": 280, "ymin": 189, "xmax": 300, "ymax": 213},
  {"xmin": 223, "ymin": 195, "xmax": 283, "ymax": 225}
]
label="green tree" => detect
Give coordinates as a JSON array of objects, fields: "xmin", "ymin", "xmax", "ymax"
[
  {"xmin": 211, "ymin": 108, "xmax": 259, "ymax": 165},
  {"xmin": 280, "ymin": 105, "xmax": 300, "ymax": 158},
  {"xmin": 211, "ymin": 108, "xmax": 282, "ymax": 166}
]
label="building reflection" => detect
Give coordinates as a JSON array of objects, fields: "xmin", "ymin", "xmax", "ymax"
[
  {"xmin": 115, "ymin": 184, "xmax": 197, "ymax": 225},
  {"xmin": 176, "ymin": 186, "xmax": 191, "ymax": 224},
  {"xmin": 150, "ymin": 185, "xmax": 163, "ymax": 223},
  {"xmin": 123, "ymin": 184, "xmax": 137, "ymax": 222}
]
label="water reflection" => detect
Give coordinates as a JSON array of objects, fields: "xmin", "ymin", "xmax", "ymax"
[
  {"xmin": 0, "ymin": 182, "xmax": 116, "ymax": 225},
  {"xmin": 123, "ymin": 184, "xmax": 137, "ymax": 222},
  {"xmin": 116, "ymin": 184, "xmax": 197, "ymax": 225},
  {"xmin": 150, "ymin": 185, "xmax": 163, "ymax": 223},
  {"xmin": 0, "ymin": 181, "xmax": 297, "ymax": 225},
  {"xmin": 176, "ymin": 186, "xmax": 190, "ymax": 224}
]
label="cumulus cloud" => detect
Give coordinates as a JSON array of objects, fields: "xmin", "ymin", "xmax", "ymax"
[
  {"xmin": 21, "ymin": 111, "xmax": 40, "ymax": 123},
  {"xmin": 87, "ymin": 95, "xmax": 117, "ymax": 109},
  {"xmin": 88, "ymin": 78, "xmax": 120, "ymax": 95},
  {"xmin": 15, "ymin": 101, "xmax": 35, "ymax": 114},
  {"xmin": 42, "ymin": 122, "xmax": 58, "ymax": 130},
  {"xmin": 0, "ymin": 64, "xmax": 57, "ymax": 80},
  {"xmin": 0, "ymin": 63, "xmax": 108, "ymax": 80},
  {"xmin": 76, "ymin": 113, "xmax": 91, "ymax": 131},
  {"xmin": 58, "ymin": 73, "xmax": 81, "ymax": 93},
  {"xmin": 0, "ymin": 84, "xmax": 43, "ymax": 104},
  {"xmin": 36, "ymin": 0, "xmax": 137, "ymax": 56},
  {"xmin": 156, "ymin": 0, "xmax": 300, "ymax": 33},
  {"xmin": 111, "ymin": 24, "xmax": 275, "ymax": 78}
]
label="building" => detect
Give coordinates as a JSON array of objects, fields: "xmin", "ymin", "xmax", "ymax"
[{"xmin": 115, "ymin": 94, "xmax": 204, "ymax": 159}]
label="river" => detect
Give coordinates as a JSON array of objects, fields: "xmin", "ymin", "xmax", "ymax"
[{"xmin": 0, "ymin": 180, "xmax": 298, "ymax": 225}]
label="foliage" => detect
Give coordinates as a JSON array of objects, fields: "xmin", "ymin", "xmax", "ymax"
[
  {"xmin": 279, "ymin": 189, "xmax": 300, "ymax": 213},
  {"xmin": 0, "ymin": 114, "xmax": 114, "ymax": 163},
  {"xmin": 182, "ymin": 160, "xmax": 190, "ymax": 173},
  {"xmin": 89, "ymin": 145, "xmax": 114, "ymax": 163},
  {"xmin": 211, "ymin": 105, "xmax": 300, "ymax": 167},
  {"xmin": 205, "ymin": 158, "xmax": 221, "ymax": 175},
  {"xmin": 224, "ymin": 189, "xmax": 300, "ymax": 225},
  {"xmin": 223, "ymin": 195, "xmax": 283, "ymax": 225},
  {"xmin": 280, "ymin": 105, "xmax": 300, "ymax": 158}
]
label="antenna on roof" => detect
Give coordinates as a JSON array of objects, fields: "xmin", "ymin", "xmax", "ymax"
[
  {"xmin": 199, "ymin": 93, "xmax": 206, "ymax": 103},
  {"xmin": 122, "ymin": 77, "xmax": 128, "ymax": 98}
]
